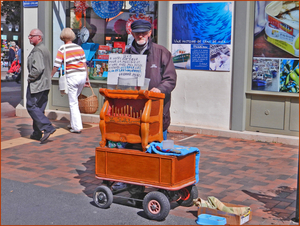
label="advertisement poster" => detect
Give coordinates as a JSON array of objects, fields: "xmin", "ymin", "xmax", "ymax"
[
  {"xmin": 172, "ymin": 2, "xmax": 233, "ymax": 71},
  {"xmin": 252, "ymin": 1, "xmax": 299, "ymax": 93}
]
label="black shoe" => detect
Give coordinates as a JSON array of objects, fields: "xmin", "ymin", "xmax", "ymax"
[
  {"xmin": 30, "ymin": 134, "xmax": 42, "ymax": 141},
  {"xmin": 40, "ymin": 128, "xmax": 56, "ymax": 143}
]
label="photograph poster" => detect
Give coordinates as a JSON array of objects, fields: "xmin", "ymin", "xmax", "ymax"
[
  {"xmin": 252, "ymin": 1, "xmax": 299, "ymax": 93},
  {"xmin": 172, "ymin": 2, "xmax": 233, "ymax": 71}
]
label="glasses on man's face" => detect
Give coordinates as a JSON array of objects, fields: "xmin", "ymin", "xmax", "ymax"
[
  {"xmin": 132, "ymin": 31, "xmax": 149, "ymax": 37},
  {"xmin": 28, "ymin": 35, "xmax": 39, "ymax": 38}
]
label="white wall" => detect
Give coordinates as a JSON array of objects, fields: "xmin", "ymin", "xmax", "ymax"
[
  {"xmin": 158, "ymin": 1, "xmax": 234, "ymax": 130},
  {"xmin": 172, "ymin": 70, "xmax": 232, "ymax": 130}
]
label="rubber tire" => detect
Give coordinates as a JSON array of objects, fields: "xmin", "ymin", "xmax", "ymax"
[
  {"xmin": 93, "ymin": 185, "xmax": 113, "ymax": 209},
  {"xmin": 143, "ymin": 191, "xmax": 170, "ymax": 221},
  {"xmin": 177, "ymin": 185, "xmax": 198, "ymax": 207}
]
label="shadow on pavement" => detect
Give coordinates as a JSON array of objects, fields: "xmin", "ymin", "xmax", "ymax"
[{"xmin": 242, "ymin": 186, "xmax": 296, "ymax": 221}]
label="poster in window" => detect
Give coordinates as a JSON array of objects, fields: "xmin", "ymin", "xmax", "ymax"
[
  {"xmin": 172, "ymin": 2, "xmax": 233, "ymax": 71},
  {"xmin": 252, "ymin": 1, "xmax": 299, "ymax": 93}
]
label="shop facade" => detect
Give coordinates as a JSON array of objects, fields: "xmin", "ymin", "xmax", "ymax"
[
  {"xmin": 16, "ymin": 1, "xmax": 298, "ymax": 137},
  {"xmin": 1, "ymin": 1, "xmax": 22, "ymax": 68}
]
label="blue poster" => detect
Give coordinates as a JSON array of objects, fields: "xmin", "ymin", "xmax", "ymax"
[
  {"xmin": 23, "ymin": 1, "xmax": 38, "ymax": 8},
  {"xmin": 191, "ymin": 44, "xmax": 210, "ymax": 70},
  {"xmin": 172, "ymin": 2, "xmax": 233, "ymax": 71}
]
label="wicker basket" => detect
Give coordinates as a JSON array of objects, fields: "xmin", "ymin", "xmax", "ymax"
[{"xmin": 78, "ymin": 85, "xmax": 99, "ymax": 114}]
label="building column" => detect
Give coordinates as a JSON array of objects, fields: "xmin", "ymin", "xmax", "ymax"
[{"xmin": 22, "ymin": 6, "xmax": 38, "ymax": 108}]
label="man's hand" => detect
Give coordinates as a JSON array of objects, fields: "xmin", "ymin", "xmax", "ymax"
[
  {"xmin": 150, "ymin": 87, "xmax": 161, "ymax": 93},
  {"xmin": 84, "ymin": 80, "xmax": 90, "ymax": 87},
  {"xmin": 84, "ymin": 77, "xmax": 90, "ymax": 87}
]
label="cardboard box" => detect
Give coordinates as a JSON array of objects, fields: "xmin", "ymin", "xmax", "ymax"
[{"xmin": 197, "ymin": 202, "xmax": 252, "ymax": 225}]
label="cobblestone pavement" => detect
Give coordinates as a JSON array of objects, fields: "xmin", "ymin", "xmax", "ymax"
[{"xmin": 1, "ymin": 116, "xmax": 298, "ymax": 225}]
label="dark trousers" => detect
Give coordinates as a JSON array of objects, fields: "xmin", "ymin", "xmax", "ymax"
[
  {"xmin": 26, "ymin": 85, "xmax": 55, "ymax": 136},
  {"xmin": 15, "ymin": 66, "xmax": 21, "ymax": 83},
  {"xmin": 15, "ymin": 72, "xmax": 21, "ymax": 83}
]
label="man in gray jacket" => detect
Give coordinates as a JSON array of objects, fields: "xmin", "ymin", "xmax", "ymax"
[
  {"xmin": 126, "ymin": 19, "xmax": 177, "ymax": 140},
  {"xmin": 27, "ymin": 29, "xmax": 56, "ymax": 143}
]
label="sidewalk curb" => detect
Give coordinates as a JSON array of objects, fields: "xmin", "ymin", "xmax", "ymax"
[
  {"xmin": 168, "ymin": 125, "xmax": 299, "ymax": 146},
  {"xmin": 15, "ymin": 104, "xmax": 299, "ymax": 146}
]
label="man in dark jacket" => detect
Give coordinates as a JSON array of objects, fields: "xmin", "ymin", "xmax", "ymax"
[
  {"xmin": 8, "ymin": 41, "xmax": 17, "ymax": 69},
  {"xmin": 126, "ymin": 19, "xmax": 177, "ymax": 139},
  {"xmin": 27, "ymin": 29, "xmax": 56, "ymax": 143},
  {"xmin": 112, "ymin": 19, "xmax": 177, "ymax": 191}
]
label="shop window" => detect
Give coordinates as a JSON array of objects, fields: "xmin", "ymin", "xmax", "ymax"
[
  {"xmin": 51, "ymin": 1, "xmax": 158, "ymax": 79},
  {"xmin": 251, "ymin": 1, "xmax": 299, "ymax": 93},
  {"xmin": 65, "ymin": 1, "xmax": 158, "ymax": 48}
]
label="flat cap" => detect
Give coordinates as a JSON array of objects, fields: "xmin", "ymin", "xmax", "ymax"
[{"xmin": 131, "ymin": 20, "xmax": 151, "ymax": 33}]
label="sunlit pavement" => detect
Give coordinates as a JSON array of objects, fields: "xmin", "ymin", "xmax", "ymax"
[{"xmin": 1, "ymin": 114, "xmax": 298, "ymax": 225}]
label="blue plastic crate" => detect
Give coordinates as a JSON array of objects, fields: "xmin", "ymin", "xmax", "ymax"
[{"xmin": 196, "ymin": 214, "xmax": 226, "ymax": 225}]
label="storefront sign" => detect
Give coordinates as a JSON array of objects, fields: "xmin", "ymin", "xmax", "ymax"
[
  {"xmin": 107, "ymin": 54, "xmax": 147, "ymax": 87},
  {"xmin": 23, "ymin": 1, "xmax": 38, "ymax": 8}
]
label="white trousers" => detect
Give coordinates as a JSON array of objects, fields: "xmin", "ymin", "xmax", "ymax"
[{"xmin": 67, "ymin": 73, "xmax": 86, "ymax": 131}]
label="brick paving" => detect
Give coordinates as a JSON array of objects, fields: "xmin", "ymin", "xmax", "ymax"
[{"xmin": 1, "ymin": 116, "xmax": 298, "ymax": 225}]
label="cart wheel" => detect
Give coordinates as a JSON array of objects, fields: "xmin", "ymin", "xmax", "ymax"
[
  {"xmin": 127, "ymin": 184, "xmax": 145, "ymax": 195},
  {"xmin": 93, "ymin": 185, "xmax": 113, "ymax": 209},
  {"xmin": 176, "ymin": 185, "xmax": 198, "ymax": 207},
  {"xmin": 143, "ymin": 191, "xmax": 170, "ymax": 221}
]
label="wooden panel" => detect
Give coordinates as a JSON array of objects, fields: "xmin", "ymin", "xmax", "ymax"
[
  {"xmin": 246, "ymin": 94, "xmax": 299, "ymax": 136},
  {"xmin": 149, "ymin": 122, "xmax": 160, "ymax": 136},
  {"xmin": 160, "ymin": 158, "xmax": 172, "ymax": 184},
  {"xmin": 106, "ymin": 122, "xmax": 140, "ymax": 135},
  {"xmin": 106, "ymin": 152, "xmax": 160, "ymax": 183},
  {"xmin": 150, "ymin": 100, "xmax": 160, "ymax": 116},
  {"xmin": 96, "ymin": 151, "xmax": 107, "ymax": 175},
  {"xmin": 95, "ymin": 147, "xmax": 196, "ymax": 189},
  {"xmin": 105, "ymin": 133, "xmax": 141, "ymax": 144},
  {"xmin": 290, "ymin": 99, "xmax": 299, "ymax": 131},
  {"xmin": 250, "ymin": 96, "xmax": 285, "ymax": 129},
  {"xmin": 174, "ymin": 153, "xmax": 196, "ymax": 183}
]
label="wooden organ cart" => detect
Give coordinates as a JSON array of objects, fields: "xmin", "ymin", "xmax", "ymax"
[
  {"xmin": 93, "ymin": 88, "xmax": 198, "ymax": 221},
  {"xmin": 98, "ymin": 88, "xmax": 165, "ymax": 151}
]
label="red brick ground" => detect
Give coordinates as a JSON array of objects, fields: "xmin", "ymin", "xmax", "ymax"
[{"xmin": 1, "ymin": 116, "xmax": 298, "ymax": 225}]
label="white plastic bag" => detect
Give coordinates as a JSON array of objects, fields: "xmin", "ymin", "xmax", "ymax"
[
  {"xmin": 59, "ymin": 45, "xmax": 68, "ymax": 94},
  {"xmin": 59, "ymin": 73, "xmax": 67, "ymax": 94}
]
